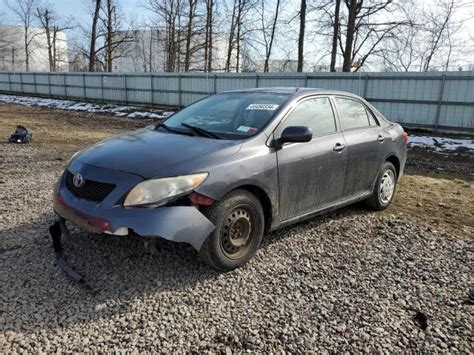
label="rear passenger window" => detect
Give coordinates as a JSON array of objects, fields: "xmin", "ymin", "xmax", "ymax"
[
  {"xmin": 277, "ymin": 97, "xmax": 336, "ymax": 137},
  {"xmin": 336, "ymin": 97, "xmax": 375, "ymax": 130}
]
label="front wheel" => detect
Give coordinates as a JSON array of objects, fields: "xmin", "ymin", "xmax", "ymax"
[
  {"xmin": 365, "ymin": 161, "xmax": 397, "ymax": 210},
  {"xmin": 199, "ymin": 190, "xmax": 264, "ymax": 271}
]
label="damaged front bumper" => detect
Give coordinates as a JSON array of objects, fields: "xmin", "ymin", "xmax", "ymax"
[{"xmin": 53, "ymin": 161, "xmax": 215, "ymax": 251}]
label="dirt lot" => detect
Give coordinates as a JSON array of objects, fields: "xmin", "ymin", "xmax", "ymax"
[{"xmin": 1, "ymin": 103, "xmax": 473, "ymax": 352}]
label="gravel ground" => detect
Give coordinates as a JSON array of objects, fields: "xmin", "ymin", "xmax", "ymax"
[{"xmin": 1, "ymin": 105, "xmax": 473, "ymax": 352}]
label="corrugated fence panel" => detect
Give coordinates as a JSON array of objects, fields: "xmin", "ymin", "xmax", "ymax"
[
  {"xmin": 216, "ymin": 76, "xmax": 258, "ymax": 91},
  {"xmin": 49, "ymin": 74, "xmax": 66, "ymax": 97},
  {"xmin": 35, "ymin": 74, "xmax": 50, "ymax": 96},
  {"xmin": 10, "ymin": 73, "xmax": 22, "ymax": 93},
  {"xmin": 84, "ymin": 75, "xmax": 102, "ymax": 101},
  {"xmin": 0, "ymin": 71, "xmax": 472, "ymax": 133},
  {"xmin": 441, "ymin": 105, "xmax": 474, "ymax": 129},
  {"xmin": 65, "ymin": 74, "xmax": 84, "ymax": 99},
  {"xmin": 127, "ymin": 75, "xmax": 152, "ymax": 104},
  {"xmin": 21, "ymin": 73, "xmax": 35, "ymax": 94},
  {"xmin": 103, "ymin": 75, "xmax": 125, "ymax": 103}
]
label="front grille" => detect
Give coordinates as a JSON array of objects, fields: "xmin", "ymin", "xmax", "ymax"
[{"xmin": 65, "ymin": 171, "xmax": 116, "ymax": 202}]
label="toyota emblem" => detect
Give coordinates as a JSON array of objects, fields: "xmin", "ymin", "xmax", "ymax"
[{"xmin": 73, "ymin": 173, "xmax": 85, "ymax": 188}]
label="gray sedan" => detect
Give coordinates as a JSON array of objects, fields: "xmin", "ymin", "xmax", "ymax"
[{"xmin": 53, "ymin": 88, "xmax": 407, "ymax": 271}]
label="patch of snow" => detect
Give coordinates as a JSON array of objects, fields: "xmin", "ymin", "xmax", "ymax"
[
  {"xmin": 0, "ymin": 94, "xmax": 174, "ymax": 120},
  {"xmin": 408, "ymin": 135, "xmax": 474, "ymax": 152}
]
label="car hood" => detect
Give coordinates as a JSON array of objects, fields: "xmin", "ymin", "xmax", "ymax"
[{"xmin": 75, "ymin": 128, "xmax": 242, "ymax": 178}]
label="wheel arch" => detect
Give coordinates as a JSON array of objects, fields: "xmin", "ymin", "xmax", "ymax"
[
  {"xmin": 231, "ymin": 184, "xmax": 273, "ymax": 232},
  {"xmin": 385, "ymin": 154, "xmax": 400, "ymax": 179}
]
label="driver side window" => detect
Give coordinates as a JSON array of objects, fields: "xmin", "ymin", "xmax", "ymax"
[{"xmin": 276, "ymin": 97, "xmax": 337, "ymax": 138}]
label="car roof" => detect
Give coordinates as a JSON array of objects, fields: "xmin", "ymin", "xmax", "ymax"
[{"xmin": 221, "ymin": 87, "xmax": 362, "ymax": 99}]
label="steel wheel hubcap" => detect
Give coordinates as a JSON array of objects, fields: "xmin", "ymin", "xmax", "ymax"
[
  {"xmin": 221, "ymin": 207, "xmax": 253, "ymax": 258},
  {"xmin": 380, "ymin": 170, "xmax": 395, "ymax": 204}
]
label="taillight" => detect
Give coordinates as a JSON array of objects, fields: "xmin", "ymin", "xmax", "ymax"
[{"xmin": 403, "ymin": 132, "xmax": 408, "ymax": 142}]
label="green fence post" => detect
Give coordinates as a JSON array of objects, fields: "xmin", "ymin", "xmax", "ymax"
[
  {"xmin": 124, "ymin": 74, "xmax": 128, "ymax": 105},
  {"xmin": 82, "ymin": 73, "xmax": 86, "ymax": 100},
  {"xmin": 150, "ymin": 74, "xmax": 155, "ymax": 105},
  {"xmin": 48, "ymin": 73, "xmax": 52, "ymax": 97},
  {"xmin": 178, "ymin": 73, "xmax": 182, "ymax": 108},
  {"xmin": 363, "ymin": 74, "xmax": 369, "ymax": 98},
  {"xmin": 33, "ymin": 72, "xmax": 37, "ymax": 95},
  {"xmin": 434, "ymin": 74, "xmax": 446, "ymax": 130},
  {"xmin": 20, "ymin": 72, "xmax": 24, "ymax": 94},
  {"xmin": 63, "ymin": 73, "xmax": 68, "ymax": 99},
  {"xmin": 101, "ymin": 74, "xmax": 105, "ymax": 103}
]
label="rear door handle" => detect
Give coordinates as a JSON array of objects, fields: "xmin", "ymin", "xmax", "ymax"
[
  {"xmin": 377, "ymin": 135, "xmax": 385, "ymax": 142},
  {"xmin": 333, "ymin": 143, "xmax": 346, "ymax": 152}
]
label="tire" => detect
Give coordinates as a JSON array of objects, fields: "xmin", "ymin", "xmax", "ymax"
[
  {"xmin": 199, "ymin": 189, "xmax": 265, "ymax": 271},
  {"xmin": 365, "ymin": 161, "xmax": 398, "ymax": 211}
]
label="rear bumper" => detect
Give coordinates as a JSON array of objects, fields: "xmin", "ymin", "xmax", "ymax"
[{"xmin": 54, "ymin": 162, "xmax": 215, "ymax": 251}]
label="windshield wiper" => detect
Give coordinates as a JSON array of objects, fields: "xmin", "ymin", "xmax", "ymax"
[
  {"xmin": 155, "ymin": 122, "xmax": 191, "ymax": 135},
  {"xmin": 181, "ymin": 123, "xmax": 222, "ymax": 139}
]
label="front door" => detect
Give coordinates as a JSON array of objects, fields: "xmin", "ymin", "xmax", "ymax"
[{"xmin": 275, "ymin": 96, "xmax": 348, "ymax": 221}]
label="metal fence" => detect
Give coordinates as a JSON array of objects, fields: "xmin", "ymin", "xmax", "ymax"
[{"xmin": 0, "ymin": 71, "xmax": 473, "ymax": 133}]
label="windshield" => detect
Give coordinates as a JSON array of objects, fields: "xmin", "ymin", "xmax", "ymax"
[{"xmin": 160, "ymin": 92, "xmax": 291, "ymax": 139}]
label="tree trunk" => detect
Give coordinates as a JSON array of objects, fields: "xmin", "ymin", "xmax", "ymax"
[
  {"xmin": 184, "ymin": 0, "xmax": 197, "ymax": 71},
  {"xmin": 89, "ymin": 0, "xmax": 101, "ymax": 72},
  {"xmin": 106, "ymin": 0, "xmax": 113, "ymax": 72},
  {"xmin": 24, "ymin": 27, "xmax": 29, "ymax": 71},
  {"xmin": 264, "ymin": 0, "xmax": 281, "ymax": 73},
  {"xmin": 342, "ymin": 0, "xmax": 358, "ymax": 72},
  {"xmin": 52, "ymin": 28, "xmax": 57, "ymax": 71},
  {"xmin": 236, "ymin": 9, "xmax": 241, "ymax": 72},
  {"xmin": 297, "ymin": 0, "xmax": 306, "ymax": 72},
  {"xmin": 207, "ymin": 2, "xmax": 213, "ymax": 73},
  {"xmin": 330, "ymin": 0, "xmax": 341, "ymax": 72},
  {"xmin": 204, "ymin": 0, "xmax": 214, "ymax": 72},
  {"xmin": 225, "ymin": 0, "xmax": 237, "ymax": 72}
]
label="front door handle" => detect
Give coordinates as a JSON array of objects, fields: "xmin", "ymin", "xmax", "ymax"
[
  {"xmin": 333, "ymin": 143, "xmax": 346, "ymax": 152},
  {"xmin": 377, "ymin": 135, "xmax": 385, "ymax": 142}
]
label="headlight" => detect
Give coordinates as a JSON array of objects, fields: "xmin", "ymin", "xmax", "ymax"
[{"xmin": 123, "ymin": 172, "xmax": 209, "ymax": 207}]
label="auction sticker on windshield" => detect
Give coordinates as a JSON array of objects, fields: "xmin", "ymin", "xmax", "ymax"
[
  {"xmin": 246, "ymin": 104, "xmax": 279, "ymax": 110},
  {"xmin": 237, "ymin": 125, "xmax": 258, "ymax": 134}
]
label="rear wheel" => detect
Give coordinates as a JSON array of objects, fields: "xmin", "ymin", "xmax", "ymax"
[
  {"xmin": 365, "ymin": 161, "xmax": 397, "ymax": 210},
  {"xmin": 199, "ymin": 190, "xmax": 264, "ymax": 271}
]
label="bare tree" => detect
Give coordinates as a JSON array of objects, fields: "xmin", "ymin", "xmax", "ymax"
[
  {"xmin": 378, "ymin": 0, "xmax": 470, "ymax": 72},
  {"xmin": 146, "ymin": 0, "xmax": 183, "ymax": 72},
  {"xmin": 225, "ymin": 0, "xmax": 238, "ymax": 72},
  {"xmin": 203, "ymin": 0, "xmax": 214, "ymax": 72},
  {"xmin": 296, "ymin": 0, "xmax": 306, "ymax": 72},
  {"xmin": 329, "ymin": 0, "xmax": 340, "ymax": 71},
  {"xmin": 89, "ymin": 0, "xmax": 101, "ymax": 71},
  {"xmin": 85, "ymin": 0, "xmax": 133, "ymax": 72},
  {"xmin": 338, "ymin": 0, "xmax": 407, "ymax": 72},
  {"xmin": 422, "ymin": 0, "xmax": 455, "ymax": 71},
  {"xmin": 7, "ymin": 0, "xmax": 37, "ymax": 71},
  {"xmin": 183, "ymin": 0, "xmax": 198, "ymax": 71},
  {"xmin": 225, "ymin": 0, "xmax": 255, "ymax": 72},
  {"xmin": 260, "ymin": 0, "xmax": 281, "ymax": 72},
  {"xmin": 36, "ymin": 3, "xmax": 72, "ymax": 71}
]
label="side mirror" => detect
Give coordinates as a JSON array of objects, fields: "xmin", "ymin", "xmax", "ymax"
[{"xmin": 278, "ymin": 126, "xmax": 313, "ymax": 146}]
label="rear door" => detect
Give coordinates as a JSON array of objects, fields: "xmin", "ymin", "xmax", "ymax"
[
  {"xmin": 333, "ymin": 96, "xmax": 385, "ymax": 199},
  {"xmin": 275, "ymin": 96, "xmax": 347, "ymax": 221}
]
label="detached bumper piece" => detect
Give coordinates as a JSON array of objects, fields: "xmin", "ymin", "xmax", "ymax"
[{"xmin": 49, "ymin": 219, "xmax": 99, "ymax": 294}]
